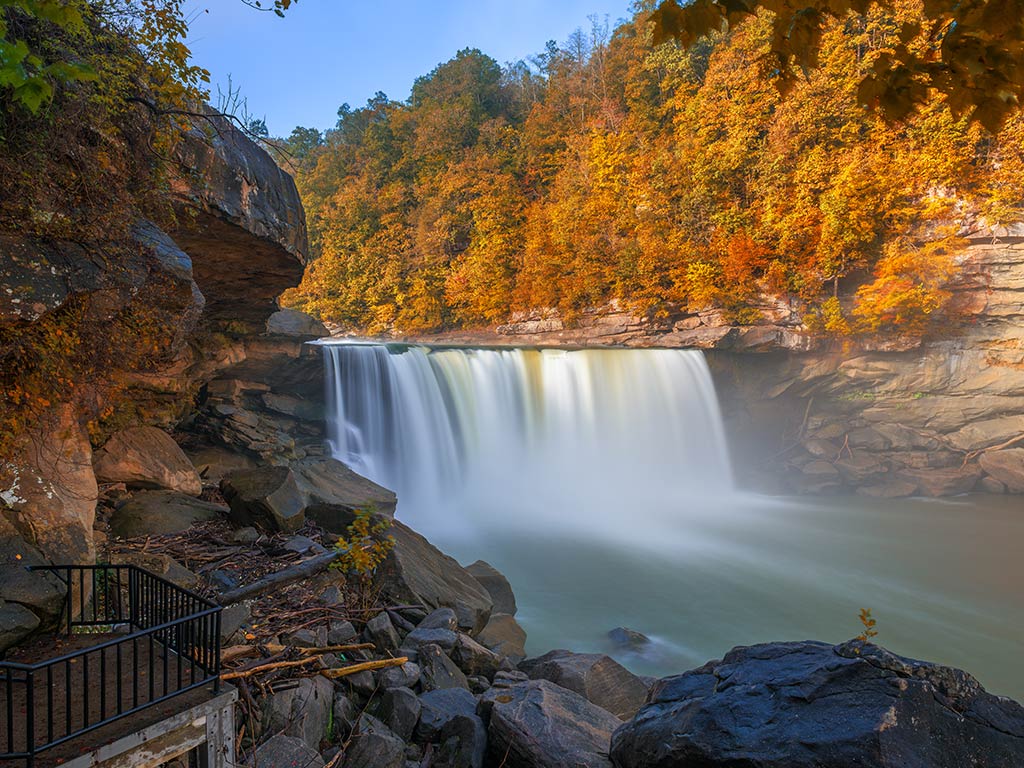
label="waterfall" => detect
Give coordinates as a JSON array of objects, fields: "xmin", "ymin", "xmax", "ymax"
[{"xmin": 321, "ymin": 342, "xmax": 734, "ymax": 536}]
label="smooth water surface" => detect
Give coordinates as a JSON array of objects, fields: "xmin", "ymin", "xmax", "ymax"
[{"xmin": 320, "ymin": 342, "xmax": 1024, "ymax": 701}]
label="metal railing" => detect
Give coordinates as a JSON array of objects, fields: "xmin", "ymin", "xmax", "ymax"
[{"xmin": 0, "ymin": 564, "xmax": 222, "ymax": 766}]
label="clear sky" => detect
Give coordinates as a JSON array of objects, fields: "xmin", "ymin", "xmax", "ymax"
[{"xmin": 186, "ymin": 0, "xmax": 634, "ymax": 137}]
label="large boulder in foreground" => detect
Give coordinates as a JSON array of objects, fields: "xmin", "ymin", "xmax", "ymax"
[
  {"xmin": 378, "ymin": 520, "xmax": 493, "ymax": 635},
  {"xmin": 466, "ymin": 560, "xmax": 517, "ymax": 615},
  {"xmin": 610, "ymin": 640, "xmax": 1024, "ymax": 768},
  {"xmin": 480, "ymin": 679, "xmax": 621, "ymax": 768},
  {"xmin": 520, "ymin": 649, "xmax": 650, "ymax": 720},
  {"xmin": 220, "ymin": 465, "xmax": 306, "ymax": 532},
  {"xmin": 93, "ymin": 426, "xmax": 202, "ymax": 495},
  {"xmin": 292, "ymin": 457, "xmax": 397, "ymax": 530},
  {"xmin": 109, "ymin": 490, "xmax": 227, "ymax": 538}
]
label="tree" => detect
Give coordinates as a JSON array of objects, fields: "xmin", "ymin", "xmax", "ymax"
[{"xmin": 648, "ymin": 0, "xmax": 1024, "ymax": 131}]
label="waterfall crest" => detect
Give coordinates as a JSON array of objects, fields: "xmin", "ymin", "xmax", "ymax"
[{"xmin": 322, "ymin": 342, "xmax": 733, "ymax": 534}]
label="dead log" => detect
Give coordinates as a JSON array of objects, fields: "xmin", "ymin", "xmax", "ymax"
[
  {"xmin": 215, "ymin": 547, "xmax": 349, "ymax": 606},
  {"xmin": 320, "ymin": 657, "xmax": 409, "ymax": 679}
]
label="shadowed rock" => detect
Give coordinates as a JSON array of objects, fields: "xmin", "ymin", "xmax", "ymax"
[
  {"xmin": 109, "ymin": 491, "xmax": 226, "ymax": 537},
  {"xmin": 520, "ymin": 649, "xmax": 650, "ymax": 720}
]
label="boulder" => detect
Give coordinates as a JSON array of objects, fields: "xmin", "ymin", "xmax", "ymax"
[
  {"xmin": 477, "ymin": 614, "xmax": 527, "ymax": 661},
  {"xmin": 608, "ymin": 627, "xmax": 651, "ymax": 650},
  {"xmin": 266, "ymin": 308, "xmax": 328, "ymax": 337},
  {"xmin": 108, "ymin": 491, "xmax": 226, "ymax": 537},
  {"xmin": 185, "ymin": 444, "xmax": 258, "ymax": 484},
  {"xmin": 435, "ymin": 714, "xmax": 488, "ymax": 768},
  {"xmin": 418, "ymin": 643, "xmax": 470, "ymax": 692},
  {"xmin": 93, "ymin": 426, "xmax": 202, "ymax": 496},
  {"xmin": 450, "ymin": 633, "xmax": 503, "ymax": 679},
  {"xmin": 418, "ymin": 607, "xmax": 459, "ymax": 631},
  {"xmin": 379, "ymin": 521, "xmax": 493, "ymax": 635},
  {"xmin": 381, "ymin": 661, "xmax": 422, "ymax": 690},
  {"xmin": 609, "ymin": 640, "xmax": 1024, "ymax": 768},
  {"xmin": 333, "ymin": 691, "xmax": 360, "ymax": 739},
  {"xmin": 252, "ymin": 735, "xmax": 324, "ymax": 768},
  {"xmin": 262, "ymin": 675, "xmax": 334, "ymax": 750},
  {"xmin": 404, "ymin": 627, "xmax": 458, "ymax": 653},
  {"xmin": 465, "ymin": 560, "xmax": 517, "ymax": 615},
  {"xmin": 109, "ymin": 551, "xmax": 200, "ymax": 590},
  {"xmin": 292, "ymin": 457, "xmax": 397, "ymax": 531},
  {"xmin": 0, "ymin": 405, "xmax": 97, "ymax": 566},
  {"xmin": 479, "ymin": 680, "xmax": 620, "ymax": 768},
  {"xmin": 979, "ymin": 448, "xmax": 1024, "ymax": 492},
  {"xmin": 328, "ymin": 620, "xmax": 358, "ymax": 645},
  {"xmin": 370, "ymin": 686, "xmax": 421, "ymax": 742},
  {"xmin": 220, "ymin": 465, "xmax": 305, "ymax": 532},
  {"xmin": 520, "ymin": 649, "xmax": 649, "ymax": 720},
  {"xmin": 0, "ymin": 516, "xmax": 67, "ymax": 626},
  {"xmin": 415, "ymin": 687, "xmax": 478, "ymax": 742},
  {"xmin": 364, "ymin": 611, "xmax": 402, "ymax": 654},
  {"xmin": 897, "ymin": 465, "xmax": 982, "ymax": 496},
  {"xmin": 343, "ymin": 714, "xmax": 406, "ymax": 768},
  {"xmin": 0, "ymin": 600, "xmax": 40, "ymax": 651},
  {"xmin": 855, "ymin": 479, "xmax": 918, "ymax": 498}
]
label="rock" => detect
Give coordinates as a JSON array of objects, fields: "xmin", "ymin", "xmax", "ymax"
[
  {"xmin": 262, "ymin": 675, "xmax": 334, "ymax": 751},
  {"xmin": 282, "ymin": 534, "xmax": 326, "ymax": 555},
  {"xmin": 468, "ymin": 675, "xmax": 491, "ymax": 694},
  {"xmin": 450, "ymin": 633, "xmax": 503, "ymax": 679},
  {"xmin": 897, "ymin": 465, "xmax": 982, "ymax": 496},
  {"xmin": 418, "ymin": 607, "xmax": 459, "ymax": 631},
  {"xmin": 292, "ymin": 457, "xmax": 397, "ymax": 530},
  {"xmin": 93, "ymin": 426, "xmax": 202, "ymax": 496},
  {"xmin": 344, "ymin": 714, "xmax": 406, "ymax": 768},
  {"xmin": 979, "ymin": 448, "xmax": 1024, "ymax": 492},
  {"xmin": 379, "ymin": 521, "xmax": 493, "ymax": 635},
  {"xmin": 477, "ymin": 614, "xmax": 527, "ymax": 661},
  {"xmin": 0, "ymin": 405, "xmax": 97, "ymax": 567},
  {"xmin": 415, "ymin": 687, "xmax": 478, "ymax": 742},
  {"xmin": 479, "ymin": 680, "xmax": 620, "ymax": 768},
  {"xmin": 435, "ymin": 714, "xmax": 488, "ymax": 768},
  {"xmin": 364, "ymin": 611, "xmax": 402, "ymax": 653},
  {"xmin": 328, "ymin": 620, "xmax": 358, "ymax": 645},
  {"xmin": 520, "ymin": 649, "xmax": 649, "ymax": 720},
  {"xmin": 218, "ymin": 601, "xmax": 251, "ymax": 643},
  {"xmin": 607, "ymin": 627, "xmax": 651, "ymax": 650},
  {"xmin": 609, "ymin": 640, "xmax": 1024, "ymax": 768},
  {"xmin": 465, "ymin": 560, "xmax": 517, "ymax": 616},
  {"xmin": 948, "ymin": 415, "xmax": 1024, "ymax": 452},
  {"xmin": 0, "ymin": 517, "xmax": 67, "ymax": 625},
  {"xmin": 109, "ymin": 551, "xmax": 199, "ymax": 590},
  {"xmin": 232, "ymin": 526, "xmax": 260, "ymax": 544},
  {"xmin": 333, "ymin": 691, "xmax": 360, "ymax": 738},
  {"xmin": 0, "ymin": 600, "xmax": 41, "ymax": 652},
  {"xmin": 381, "ymin": 662, "xmax": 421, "ymax": 690},
  {"xmin": 418, "ymin": 643, "xmax": 470, "ymax": 692},
  {"xmin": 108, "ymin": 491, "xmax": 226, "ymax": 537},
  {"xmin": 343, "ymin": 670, "xmax": 379, "ymax": 698},
  {"xmin": 855, "ymin": 479, "xmax": 919, "ymax": 498},
  {"xmin": 266, "ymin": 308, "xmax": 328, "ymax": 337},
  {"xmin": 285, "ymin": 627, "xmax": 327, "ymax": 648},
  {"xmin": 370, "ymin": 686, "xmax": 421, "ymax": 742},
  {"xmin": 404, "ymin": 627, "xmax": 458, "ymax": 653},
  {"xmin": 979, "ymin": 476, "xmax": 1007, "ymax": 494},
  {"xmin": 186, "ymin": 444, "xmax": 258, "ymax": 484},
  {"xmin": 252, "ymin": 735, "xmax": 324, "ymax": 768},
  {"xmin": 220, "ymin": 465, "xmax": 305, "ymax": 532},
  {"xmin": 492, "ymin": 670, "xmax": 529, "ymax": 688}
]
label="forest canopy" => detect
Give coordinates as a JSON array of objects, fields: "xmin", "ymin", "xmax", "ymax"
[{"xmin": 281, "ymin": 1, "xmax": 1024, "ymax": 337}]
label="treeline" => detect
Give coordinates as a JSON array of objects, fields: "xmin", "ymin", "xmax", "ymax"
[{"xmin": 279, "ymin": 1, "xmax": 1024, "ymax": 335}]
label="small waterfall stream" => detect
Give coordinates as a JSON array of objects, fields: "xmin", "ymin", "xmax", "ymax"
[{"xmin": 321, "ymin": 342, "xmax": 733, "ymax": 534}]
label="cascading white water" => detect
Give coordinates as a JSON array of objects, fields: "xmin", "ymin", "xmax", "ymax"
[{"xmin": 322, "ymin": 342, "xmax": 733, "ymax": 537}]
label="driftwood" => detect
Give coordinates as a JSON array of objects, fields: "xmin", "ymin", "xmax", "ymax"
[
  {"xmin": 320, "ymin": 657, "xmax": 409, "ymax": 679},
  {"xmin": 265, "ymin": 642, "xmax": 375, "ymax": 656},
  {"xmin": 215, "ymin": 547, "xmax": 349, "ymax": 606},
  {"xmin": 221, "ymin": 656, "xmax": 321, "ymax": 681}
]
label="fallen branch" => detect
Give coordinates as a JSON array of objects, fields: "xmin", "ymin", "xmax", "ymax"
[
  {"xmin": 320, "ymin": 657, "xmax": 409, "ymax": 679},
  {"xmin": 215, "ymin": 547, "xmax": 348, "ymax": 606},
  {"xmin": 220, "ymin": 656, "xmax": 321, "ymax": 681},
  {"xmin": 263, "ymin": 643, "xmax": 375, "ymax": 656}
]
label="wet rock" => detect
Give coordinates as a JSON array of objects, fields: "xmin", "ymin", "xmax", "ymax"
[
  {"xmin": 0, "ymin": 600, "xmax": 40, "ymax": 651},
  {"xmin": 608, "ymin": 627, "xmax": 651, "ymax": 650},
  {"xmin": 418, "ymin": 643, "xmax": 469, "ymax": 692},
  {"xmin": 343, "ymin": 714, "xmax": 406, "ymax": 768},
  {"xmin": 855, "ymin": 479, "xmax": 919, "ymax": 498},
  {"xmin": 479, "ymin": 680, "xmax": 619, "ymax": 768},
  {"xmin": 370, "ymin": 686, "xmax": 421, "ymax": 742},
  {"xmin": 520, "ymin": 649, "xmax": 649, "ymax": 720},
  {"xmin": 108, "ymin": 490, "xmax": 226, "ymax": 537},
  {"xmin": 415, "ymin": 687, "xmax": 478, "ymax": 742},
  {"xmin": 93, "ymin": 426, "xmax": 202, "ymax": 496},
  {"xmin": 418, "ymin": 607, "xmax": 458, "ymax": 631},
  {"xmin": 364, "ymin": 611, "xmax": 402, "ymax": 653},
  {"xmin": 897, "ymin": 465, "xmax": 982, "ymax": 496},
  {"xmin": 477, "ymin": 613, "xmax": 527, "ymax": 661},
  {"xmin": 292, "ymin": 457, "xmax": 397, "ymax": 530},
  {"xmin": 266, "ymin": 308, "xmax": 328, "ymax": 337},
  {"xmin": 450, "ymin": 633, "xmax": 503, "ymax": 679},
  {"xmin": 979, "ymin": 448, "xmax": 1024, "ymax": 492},
  {"xmin": 465, "ymin": 560, "xmax": 517, "ymax": 615},
  {"xmin": 609, "ymin": 640, "xmax": 1024, "ymax": 768},
  {"xmin": 262, "ymin": 675, "xmax": 334, "ymax": 750},
  {"xmin": 979, "ymin": 476, "xmax": 1007, "ymax": 494},
  {"xmin": 381, "ymin": 661, "xmax": 422, "ymax": 690},
  {"xmin": 220, "ymin": 465, "xmax": 305, "ymax": 532},
  {"xmin": 379, "ymin": 521, "xmax": 493, "ymax": 635},
  {"xmin": 253, "ymin": 735, "xmax": 324, "ymax": 768},
  {"xmin": 435, "ymin": 714, "xmax": 488, "ymax": 768}
]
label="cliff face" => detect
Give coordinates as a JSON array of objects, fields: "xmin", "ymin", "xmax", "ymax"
[{"xmin": 0, "ymin": 116, "xmax": 308, "ymax": 635}]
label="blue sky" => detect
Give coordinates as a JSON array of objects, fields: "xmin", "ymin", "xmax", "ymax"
[{"xmin": 187, "ymin": 0, "xmax": 634, "ymax": 137}]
